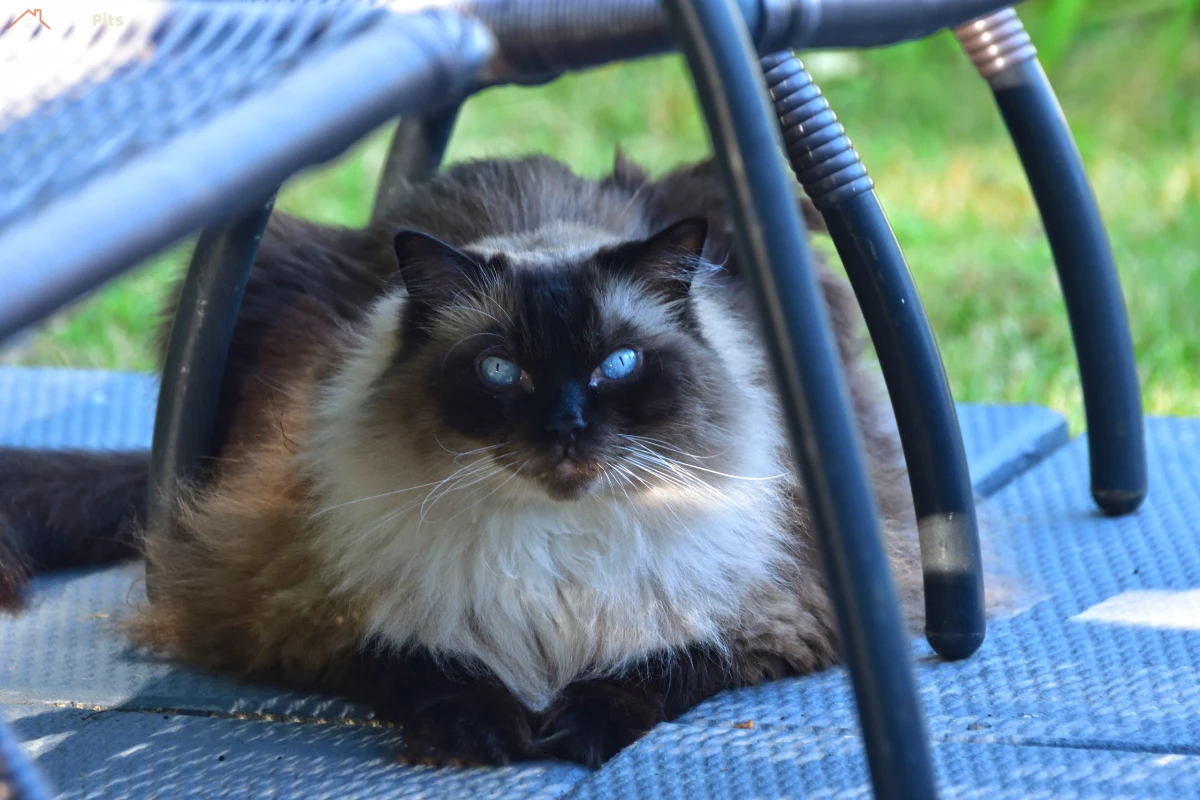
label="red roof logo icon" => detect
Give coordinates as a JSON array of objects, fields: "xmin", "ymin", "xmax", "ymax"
[{"xmin": 6, "ymin": 9, "xmax": 51, "ymax": 31}]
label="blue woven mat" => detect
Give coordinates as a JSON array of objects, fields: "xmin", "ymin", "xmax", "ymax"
[
  {"xmin": 570, "ymin": 418, "xmax": 1200, "ymax": 798},
  {"xmin": 566, "ymin": 724, "xmax": 1200, "ymax": 800},
  {"xmin": 1, "ymin": 367, "xmax": 1118, "ymax": 798}
]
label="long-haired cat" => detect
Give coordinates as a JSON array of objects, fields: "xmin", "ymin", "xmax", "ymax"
[{"xmin": 0, "ymin": 154, "xmax": 922, "ymax": 768}]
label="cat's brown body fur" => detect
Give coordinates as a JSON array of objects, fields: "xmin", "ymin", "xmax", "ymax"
[{"xmin": 1, "ymin": 155, "xmax": 922, "ymax": 768}]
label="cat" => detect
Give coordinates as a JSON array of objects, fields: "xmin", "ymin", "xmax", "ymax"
[{"xmin": 0, "ymin": 153, "xmax": 922, "ymax": 768}]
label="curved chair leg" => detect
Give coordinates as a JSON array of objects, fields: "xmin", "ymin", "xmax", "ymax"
[
  {"xmin": 663, "ymin": 1, "xmax": 937, "ymax": 797},
  {"xmin": 145, "ymin": 198, "xmax": 275, "ymax": 600},
  {"xmin": 371, "ymin": 106, "xmax": 460, "ymax": 224},
  {"xmin": 955, "ymin": 9, "xmax": 1147, "ymax": 516},
  {"xmin": 762, "ymin": 52, "xmax": 985, "ymax": 662}
]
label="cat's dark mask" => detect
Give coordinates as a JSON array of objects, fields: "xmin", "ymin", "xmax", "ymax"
[{"xmin": 383, "ymin": 218, "xmax": 735, "ymax": 502}]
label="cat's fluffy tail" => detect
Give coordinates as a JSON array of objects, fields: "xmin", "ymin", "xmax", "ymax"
[{"xmin": 0, "ymin": 448, "xmax": 147, "ymax": 611}]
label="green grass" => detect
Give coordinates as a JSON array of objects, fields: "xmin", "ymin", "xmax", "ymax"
[{"xmin": 8, "ymin": 4, "xmax": 1198, "ymax": 432}]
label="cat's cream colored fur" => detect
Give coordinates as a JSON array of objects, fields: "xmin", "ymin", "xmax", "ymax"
[
  {"xmin": 132, "ymin": 156, "xmax": 926, "ymax": 726},
  {"xmin": 304, "ymin": 254, "xmax": 794, "ymax": 711}
]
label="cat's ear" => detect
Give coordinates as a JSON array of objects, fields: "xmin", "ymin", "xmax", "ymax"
[
  {"xmin": 392, "ymin": 230, "xmax": 493, "ymax": 307},
  {"xmin": 600, "ymin": 217, "xmax": 709, "ymax": 301},
  {"xmin": 606, "ymin": 146, "xmax": 649, "ymax": 191}
]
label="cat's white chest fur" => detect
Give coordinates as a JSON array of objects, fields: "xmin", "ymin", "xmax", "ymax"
[
  {"xmin": 310, "ymin": 470, "xmax": 787, "ymax": 710},
  {"xmin": 304, "ymin": 291, "xmax": 791, "ymax": 710}
]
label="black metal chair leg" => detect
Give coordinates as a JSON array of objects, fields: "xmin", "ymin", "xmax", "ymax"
[
  {"xmin": 760, "ymin": 53, "xmax": 985, "ymax": 662},
  {"xmin": 955, "ymin": 9, "xmax": 1147, "ymax": 517},
  {"xmin": 371, "ymin": 106, "xmax": 460, "ymax": 224},
  {"xmin": 145, "ymin": 198, "xmax": 275, "ymax": 600},
  {"xmin": 664, "ymin": 1, "xmax": 937, "ymax": 797}
]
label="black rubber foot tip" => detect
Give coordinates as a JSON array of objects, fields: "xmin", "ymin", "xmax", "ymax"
[
  {"xmin": 926, "ymin": 629, "xmax": 985, "ymax": 661},
  {"xmin": 1093, "ymin": 486, "xmax": 1147, "ymax": 517}
]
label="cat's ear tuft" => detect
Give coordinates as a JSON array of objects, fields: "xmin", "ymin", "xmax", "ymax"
[
  {"xmin": 392, "ymin": 230, "xmax": 493, "ymax": 307},
  {"xmin": 606, "ymin": 146, "xmax": 650, "ymax": 191},
  {"xmin": 643, "ymin": 217, "xmax": 708, "ymax": 264},
  {"xmin": 600, "ymin": 217, "xmax": 709, "ymax": 301}
]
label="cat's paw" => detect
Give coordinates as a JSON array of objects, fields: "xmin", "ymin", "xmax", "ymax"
[
  {"xmin": 536, "ymin": 681, "xmax": 662, "ymax": 768},
  {"xmin": 399, "ymin": 687, "xmax": 539, "ymax": 766}
]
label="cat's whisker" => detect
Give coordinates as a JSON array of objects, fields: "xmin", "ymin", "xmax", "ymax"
[
  {"xmin": 605, "ymin": 462, "xmax": 635, "ymax": 505},
  {"xmin": 449, "ymin": 444, "xmax": 507, "ymax": 465},
  {"xmin": 348, "ymin": 459, "xmax": 498, "ymax": 543},
  {"xmin": 419, "ymin": 453, "xmax": 523, "ymax": 523},
  {"xmin": 419, "ymin": 469, "xmax": 504, "ymax": 524},
  {"xmin": 350, "ymin": 504, "xmax": 409, "ymax": 546},
  {"xmin": 655, "ymin": 486, "xmax": 703, "ymax": 549},
  {"xmin": 497, "ymin": 464, "xmax": 526, "ymax": 515},
  {"xmin": 606, "ymin": 468, "xmax": 622, "ymax": 502},
  {"xmin": 618, "ymin": 433, "xmax": 724, "ymax": 466},
  {"xmin": 612, "ymin": 462, "xmax": 654, "ymax": 493},
  {"xmin": 620, "ymin": 455, "xmax": 705, "ymax": 497},
  {"xmin": 444, "ymin": 284, "xmax": 514, "ymax": 328},
  {"xmin": 623, "ymin": 449, "xmax": 714, "ymax": 489},
  {"xmin": 597, "ymin": 462, "xmax": 621, "ymax": 502},
  {"xmin": 618, "ymin": 448, "xmax": 738, "ymax": 506},
  {"xmin": 421, "ymin": 450, "xmax": 525, "ymax": 517},
  {"xmin": 442, "ymin": 457, "xmax": 530, "ymax": 522},
  {"xmin": 617, "ymin": 460, "xmax": 725, "ymax": 551},
  {"xmin": 432, "ymin": 430, "xmax": 506, "ymax": 459},
  {"xmin": 622, "ymin": 439, "xmax": 785, "ymax": 483},
  {"xmin": 617, "ymin": 444, "xmax": 705, "ymax": 486},
  {"xmin": 442, "ymin": 304, "xmax": 506, "ymax": 328},
  {"xmin": 410, "ymin": 471, "xmax": 492, "ymax": 529},
  {"xmin": 421, "ymin": 465, "xmax": 503, "ymax": 517},
  {"xmin": 309, "ymin": 474, "xmax": 472, "ymax": 518},
  {"xmin": 441, "ymin": 330, "xmax": 506, "ymax": 368},
  {"xmin": 616, "ymin": 432, "xmax": 724, "ymax": 462},
  {"xmin": 359, "ymin": 452, "xmax": 508, "ymax": 535},
  {"xmin": 453, "ymin": 450, "xmax": 504, "ymax": 467}
]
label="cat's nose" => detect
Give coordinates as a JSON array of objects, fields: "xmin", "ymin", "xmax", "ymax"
[{"xmin": 546, "ymin": 414, "xmax": 587, "ymax": 445}]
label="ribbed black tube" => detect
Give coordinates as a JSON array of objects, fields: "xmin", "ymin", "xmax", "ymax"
[
  {"xmin": 761, "ymin": 52, "xmax": 985, "ymax": 661},
  {"xmin": 661, "ymin": 0, "xmax": 937, "ymax": 796},
  {"xmin": 992, "ymin": 61, "xmax": 1146, "ymax": 516},
  {"xmin": 145, "ymin": 198, "xmax": 275, "ymax": 600},
  {"xmin": 954, "ymin": 9, "xmax": 1146, "ymax": 516}
]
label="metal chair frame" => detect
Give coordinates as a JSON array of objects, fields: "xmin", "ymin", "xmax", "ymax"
[{"xmin": 0, "ymin": 2, "xmax": 1145, "ymax": 797}]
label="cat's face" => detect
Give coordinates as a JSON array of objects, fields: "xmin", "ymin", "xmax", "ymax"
[{"xmin": 376, "ymin": 219, "xmax": 738, "ymax": 502}]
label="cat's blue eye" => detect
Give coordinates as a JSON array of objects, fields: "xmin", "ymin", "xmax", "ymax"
[
  {"xmin": 597, "ymin": 347, "xmax": 640, "ymax": 381},
  {"xmin": 479, "ymin": 356, "xmax": 523, "ymax": 388}
]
